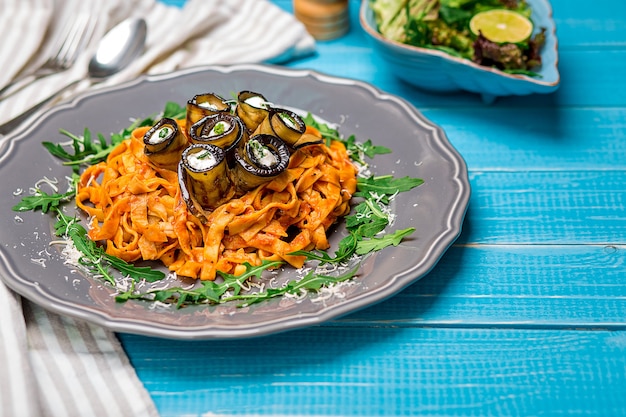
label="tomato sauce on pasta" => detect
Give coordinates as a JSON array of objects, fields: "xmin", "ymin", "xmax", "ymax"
[{"xmin": 76, "ymin": 119, "xmax": 358, "ymax": 281}]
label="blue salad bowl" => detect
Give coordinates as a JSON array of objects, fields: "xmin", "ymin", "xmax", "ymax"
[{"xmin": 359, "ymin": 0, "xmax": 560, "ymax": 103}]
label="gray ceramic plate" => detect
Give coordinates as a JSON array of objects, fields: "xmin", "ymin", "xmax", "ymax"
[{"xmin": 0, "ymin": 64, "xmax": 469, "ymax": 340}]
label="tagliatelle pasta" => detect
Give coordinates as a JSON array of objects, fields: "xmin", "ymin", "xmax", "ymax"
[{"xmin": 76, "ymin": 120, "xmax": 358, "ymax": 281}]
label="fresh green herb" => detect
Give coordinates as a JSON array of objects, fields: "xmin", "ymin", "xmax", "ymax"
[
  {"xmin": 42, "ymin": 101, "xmax": 185, "ymax": 171},
  {"xmin": 211, "ymin": 121, "xmax": 226, "ymax": 135},
  {"xmin": 302, "ymin": 113, "xmax": 341, "ymax": 142},
  {"xmin": 116, "ymin": 261, "xmax": 283, "ymax": 307},
  {"xmin": 302, "ymin": 113, "xmax": 391, "ymax": 164},
  {"xmin": 279, "ymin": 112, "xmax": 297, "ymax": 127},
  {"xmin": 356, "ymin": 227, "xmax": 416, "ymax": 255},
  {"xmin": 355, "ymin": 175, "xmax": 425, "ymax": 203},
  {"xmin": 163, "ymin": 101, "xmax": 186, "ymax": 119},
  {"xmin": 344, "ymin": 136, "xmax": 392, "ymax": 165},
  {"xmin": 196, "ymin": 150, "xmax": 213, "ymax": 160},
  {"xmin": 116, "ymin": 261, "xmax": 360, "ymax": 308},
  {"xmin": 42, "ymin": 128, "xmax": 123, "ymax": 171},
  {"xmin": 12, "ymin": 189, "xmax": 76, "ymax": 213},
  {"xmin": 12, "ymin": 173, "xmax": 79, "ymax": 213},
  {"xmin": 53, "ymin": 209, "xmax": 165, "ymax": 284},
  {"xmin": 158, "ymin": 126, "xmax": 172, "ymax": 139},
  {"xmin": 224, "ymin": 264, "xmax": 361, "ymax": 308}
]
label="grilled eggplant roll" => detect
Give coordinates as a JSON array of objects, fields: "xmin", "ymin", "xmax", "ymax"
[
  {"xmin": 186, "ymin": 93, "xmax": 231, "ymax": 132},
  {"xmin": 231, "ymin": 134, "xmax": 290, "ymax": 194},
  {"xmin": 178, "ymin": 144, "xmax": 235, "ymax": 215},
  {"xmin": 143, "ymin": 118, "xmax": 189, "ymax": 171},
  {"xmin": 252, "ymin": 107, "xmax": 310, "ymax": 148},
  {"xmin": 188, "ymin": 113, "xmax": 246, "ymax": 153},
  {"xmin": 235, "ymin": 91, "xmax": 271, "ymax": 132}
]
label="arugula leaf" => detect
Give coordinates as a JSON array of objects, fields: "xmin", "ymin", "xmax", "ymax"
[
  {"xmin": 42, "ymin": 128, "xmax": 122, "ymax": 170},
  {"xmin": 12, "ymin": 190, "xmax": 75, "ymax": 213},
  {"xmin": 103, "ymin": 254, "xmax": 166, "ymax": 283},
  {"xmin": 302, "ymin": 113, "xmax": 341, "ymax": 142},
  {"xmin": 221, "ymin": 263, "xmax": 361, "ymax": 308},
  {"xmin": 41, "ymin": 101, "xmax": 183, "ymax": 170},
  {"xmin": 291, "ymin": 231, "xmax": 360, "ymax": 265},
  {"xmin": 356, "ymin": 227, "xmax": 415, "ymax": 255},
  {"xmin": 303, "ymin": 114, "xmax": 391, "ymax": 165},
  {"xmin": 53, "ymin": 211, "xmax": 117, "ymax": 285},
  {"xmin": 116, "ymin": 261, "xmax": 283, "ymax": 307},
  {"xmin": 343, "ymin": 136, "xmax": 392, "ymax": 165},
  {"xmin": 355, "ymin": 175, "xmax": 424, "ymax": 202},
  {"xmin": 345, "ymin": 199, "xmax": 389, "ymax": 230},
  {"xmin": 162, "ymin": 101, "xmax": 186, "ymax": 119},
  {"xmin": 54, "ymin": 210, "xmax": 166, "ymax": 284}
]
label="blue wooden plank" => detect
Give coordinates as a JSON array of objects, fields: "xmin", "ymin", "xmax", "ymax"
[
  {"xmin": 335, "ymin": 245, "xmax": 626, "ymax": 327},
  {"xmin": 458, "ymin": 170, "xmax": 626, "ymax": 244},
  {"xmin": 392, "ymin": 107, "xmax": 626, "ymax": 170},
  {"xmin": 119, "ymin": 327, "xmax": 626, "ymax": 417},
  {"xmin": 552, "ymin": 0, "xmax": 626, "ymax": 48}
]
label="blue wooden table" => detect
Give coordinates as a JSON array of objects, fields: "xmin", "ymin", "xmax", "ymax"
[{"xmin": 119, "ymin": 1, "xmax": 626, "ymax": 415}]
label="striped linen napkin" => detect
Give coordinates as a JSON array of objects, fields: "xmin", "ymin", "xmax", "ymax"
[
  {"xmin": 0, "ymin": 0, "xmax": 314, "ymax": 416},
  {"xmin": 0, "ymin": 0, "xmax": 315, "ymax": 126}
]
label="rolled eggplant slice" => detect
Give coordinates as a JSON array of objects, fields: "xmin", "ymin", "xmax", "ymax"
[
  {"xmin": 188, "ymin": 113, "xmax": 246, "ymax": 153},
  {"xmin": 235, "ymin": 91, "xmax": 271, "ymax": 132},
  {"xmin": 231, "ymin": 134, "xmax": 290, "ymax": 193},
  {"xmin": 253, "ymin": 107, "xmax": 307, "ymax": 147},
  {"xmin": 179, "ymin": 144, "xmax": 235, "ymax": 214},
  {"xmin": 143, "ymin": 118, "xmax": 189, "ymax": 171},
  {"xmin": 186, "ymin": 93, "xmax": 231, "ymax": 132},
  {"xmin": 292, "ymin": 132, "xmax": 324, "ymax": 149}
]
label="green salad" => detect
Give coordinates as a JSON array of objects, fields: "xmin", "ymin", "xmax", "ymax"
[{"xmin": 371, "ymin": 0, "xmax": 546, "ymax": 75}]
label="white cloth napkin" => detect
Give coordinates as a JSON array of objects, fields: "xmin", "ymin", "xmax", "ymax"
[
  {"xmin": 0, "ymin": 0, "xmax": 314, "ymax": 416},
  {"xmin": 0, "ymin": 0, "xmax": 315, "ymax": 126}
]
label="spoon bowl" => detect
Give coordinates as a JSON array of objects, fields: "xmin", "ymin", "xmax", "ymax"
[{"xmin": 89, "ymin": 18, "xmax": 147, "ymax": 79}]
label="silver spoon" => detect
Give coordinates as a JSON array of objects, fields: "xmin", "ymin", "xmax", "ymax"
[{"xmin": 0, "ymin": 17, "xmax": 147, "ymax": 137}]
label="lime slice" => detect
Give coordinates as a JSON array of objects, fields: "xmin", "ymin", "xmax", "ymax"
[{"xmin": 469, "ymin": 9, "xmax": 533, "ymax": 43}]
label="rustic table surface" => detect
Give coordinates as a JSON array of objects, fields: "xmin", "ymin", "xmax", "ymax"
[{"xmin": 119, "ymin": 1, "xmax": 626, "ymax": 415}]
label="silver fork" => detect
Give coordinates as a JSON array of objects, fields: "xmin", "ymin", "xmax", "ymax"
[{"xmin": 0, "ymin": 13, "xmax": 96, "ymax": 100}]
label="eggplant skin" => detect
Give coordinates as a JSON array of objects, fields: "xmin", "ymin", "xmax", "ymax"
[
  {"xmin": 143, "ymin": 118, "xmax": 189, "ymax": 171},
  {"xmin": 231, "ymin": 134, "xmax": 290, "ymax": 194},
  {"xmin": 185, "ymin": 93, "xmax": 231, "ymax": 134},
  {"xmin": 292, "ymin": 132, "xmax": 324, "ymax": 149},
  {"xmin": 156, "ymin": 91, "xmax": 331, "ymax": 219},
  {"xmin": 236, "ymin": 91, "xmax": 271, "ymax": 132},
  {"xmin": 179, "ymin": 144, "xmax": 235, "ymax": 215},
  {"xmin": 268, "ymin": 108, "xmax": 306, "ymax": 147},
  {"xmin": 188, "ymin": 112, "xmax": 246, "ymax": 153}
]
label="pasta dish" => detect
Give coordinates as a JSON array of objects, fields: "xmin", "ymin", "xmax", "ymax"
[{"xmin": 76, "ymin": 91, "xmax": 358, "ymax": 281}]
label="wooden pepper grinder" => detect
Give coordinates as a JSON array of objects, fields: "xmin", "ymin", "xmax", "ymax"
[{"xmin": 293, "ymin": 0, "xmax": 350, "ymax": 41}]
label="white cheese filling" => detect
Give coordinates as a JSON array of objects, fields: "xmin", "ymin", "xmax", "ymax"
[
  {"xmin": 279, "ymin": 112, "xmax": 298, "ymax": 129},
  {"xmin": 187, "ymin": 150, "xmax": 218, "ymax": 171},
  {"xmin": 249, "ymin": 140, "xmax": 278, "ymax": 167},
  {"xmin": 147, "ymin": 126, "xmax": 173, "ymax": 144},
  {"xmin": 198, "ymin": 101, "xmax": 220, "ymax": 110},
  {"xmin": 209, "ymin": 121, "xmax": 231, "ymax": 136},
  {"xmin": 245, "ymin": 95, "xmax": 270, "ymax": 109}
]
